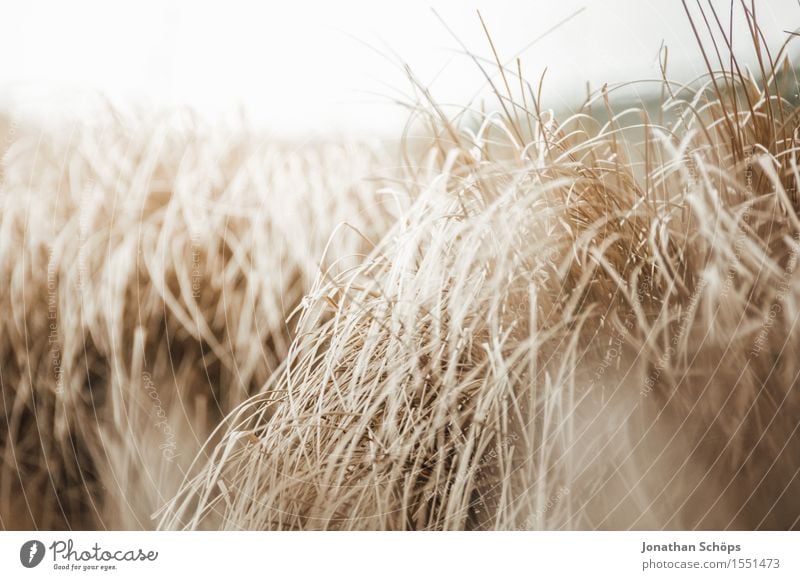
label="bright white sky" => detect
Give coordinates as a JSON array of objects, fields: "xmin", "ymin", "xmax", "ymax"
[{"xmin": 0, "ymin": 0, "xmax": 796, "ymax": 135}]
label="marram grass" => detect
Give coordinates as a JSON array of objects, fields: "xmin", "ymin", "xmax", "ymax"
[
  {"xmin": 0, "ymin": 113, "xmax": 395, "ymax": 529},
  {"xmin": 3, "ymin": 4, "xmax": 800, "ymax": 530}
]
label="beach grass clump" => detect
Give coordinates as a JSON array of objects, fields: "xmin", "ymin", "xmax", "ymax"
[{"xmin": 160, "ymin": 5, "xmax": 800, "ymax": 530}]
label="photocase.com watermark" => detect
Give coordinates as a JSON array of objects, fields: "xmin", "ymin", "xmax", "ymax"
[
  {"xmin": 516, "ymin": 486, "xmax": 571, "ymax": 530},
  {"xmin": 142, "ymin": 371, "xmax": 180, "ymax": 463},
  {"xmin": 77, "ymin": 178, "xmax": 95, "ymax": 291},
  {"xmin": 640, "ymin": 276, "xmax": 708, "ymax": 398},
  {"xmin": 187, "ymin": 191, "xmax": 210, "ymax": 302},
  {"xmin": 749, "ymin": 235, "xmax": 800, "ymax": 358},
  {"xmin": 19, "ymin": 540, "xmax": 46, "ymax": 568},
  {"xmin": 422, "ymin": 431, "xmax": 520, "ymax": 508},
  {"xmin": 47, "ymin": 247, "xmax": 65, "ymax": 397},
  {"xmin": 18, "ymin": 539, "xmax": 158, "ymax": 572}
]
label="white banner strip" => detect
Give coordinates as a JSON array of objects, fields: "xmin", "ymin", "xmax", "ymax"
[{"xmin": 1, "ymin": 531, "xmax": 797, "ymax": 579}]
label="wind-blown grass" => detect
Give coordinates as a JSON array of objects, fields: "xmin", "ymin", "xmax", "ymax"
[
  {"xmin": 159, "ymin": 5, "xmax": 800, "ymax": 530},
  {"xmin": 2, "ymin": 3, "xmax": 799, "ymax": 531},
  {"xmin": 0, "ymin": 113, "xmax": 394, "ymax": 529}
]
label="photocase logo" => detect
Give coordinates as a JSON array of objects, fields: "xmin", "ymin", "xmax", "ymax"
[{"xmin": 20, "ymin": 540, "xmax": 46, "ymax": 568}]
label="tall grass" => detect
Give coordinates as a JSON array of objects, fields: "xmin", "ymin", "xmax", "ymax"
[
  {"xmin": 2, "ymin": 2, "xmax": 799, "ymax": 531},
  {"xmin": 0, "ymin": 113, "xmax": 394, "ymax": 529},
  {"xmin": 159, "ymin": 3, "xmax": 800, "ymax": 530}
]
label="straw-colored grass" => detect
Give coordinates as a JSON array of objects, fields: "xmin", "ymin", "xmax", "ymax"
[
  {"xmin": 158, "ymin": 5, "xmax": 800, "ymax": 530},
  {"xmin": 3, "ymin": 3, "xmax": 800, "ymax": 531},
  {"xmin": 0, "ymin": 113, "xmax": 395, "ymax": 529}
]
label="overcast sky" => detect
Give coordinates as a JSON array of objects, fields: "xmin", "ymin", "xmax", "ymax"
[{"xmin": 0, "ymin": 0, "xmax": 797, "ymax": 135}]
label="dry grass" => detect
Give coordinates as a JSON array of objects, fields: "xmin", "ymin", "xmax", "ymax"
[
  {"xmin": 158, "ymin": 4, "xmax": 800, "ymax": 530},
  {"xmin": 3, "ymin": 2, "xmax": 800, "ymax": 531},
  {"xmin": 0, "ymin": 112, "xmax": 395, "ymax": 529}
]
